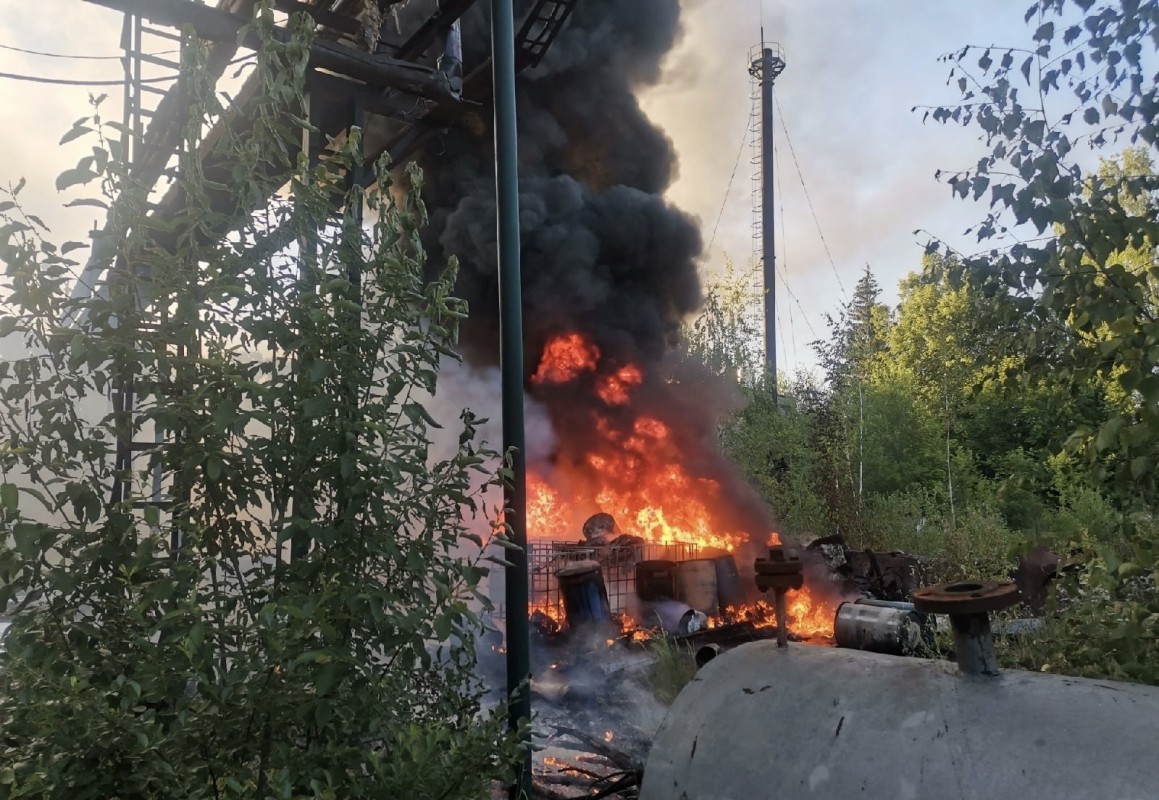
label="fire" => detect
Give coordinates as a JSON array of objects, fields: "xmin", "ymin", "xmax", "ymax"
[
  {"xmin": 788, "ymin": 592, "xmax": 838, "ymax": 638},
  {"xmin": 596, "ymin": 364, "xmax": 642, "ymax": 406},
  {"xmin": 528, "ymin": 408, "xmax": 745, "ymax": 551},
  {"xmin": 532, "ymin": 333, "xmax": 600, "ymax": 385},
  {"xmin": 526, "ymin": 331, "xmax": 835, "ymax": 637}
]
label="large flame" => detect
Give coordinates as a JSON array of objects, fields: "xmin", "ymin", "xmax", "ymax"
[{"xmin": 527, "ymin": 332, "xmax": 836, "ymax": 638}]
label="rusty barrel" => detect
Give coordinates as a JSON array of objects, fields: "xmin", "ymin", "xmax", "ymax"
[
  {"xmin": 676, "ymin": 558, "xmax": 719, "ymax": 616},
  {"xmin": 635, "ymin": 559, "xmax": 678, "ymax": 601},
  {"xmin": 556, "ymin": 560, "xmax": 612, "ymax": 630},
  {"xmin": 712, "ymin": 554, "xmax": 746, "ymax": 612}
]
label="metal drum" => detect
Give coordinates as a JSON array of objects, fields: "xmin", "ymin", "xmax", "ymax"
[
  {"xmin": 635, "ymin": 559, "xmax": 678, "ymax": 601},
  {"xmin": 556, "ymin": 560, "xmax": 612, "ymax": 630},
  {"xmin": 833, "ymin": 600, "xmax": 930, "ymax": 655},
  {"xmin": 712, "ymin": 553, "xmax": 747, "ymax": 612},
  {"xmin": 676, "ymin": 559, "xmax": 719, "ymax": 616}
]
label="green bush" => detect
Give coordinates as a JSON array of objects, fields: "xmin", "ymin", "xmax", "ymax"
[{"xmin": 0, "ymin": 11, "xmax": 517, "ymax": 798}]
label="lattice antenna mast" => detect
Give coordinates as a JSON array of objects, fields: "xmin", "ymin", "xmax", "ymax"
[{"xmin": 748, "ymin": 41, "xmax": 785, "ymax": 398}]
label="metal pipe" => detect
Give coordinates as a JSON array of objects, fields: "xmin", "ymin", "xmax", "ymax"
[
  {"xmin": 773, "ymin": 590, "xmax": 788, "ymax": 648},
  {"xmin": 949, "ymin": 612, "xmax": 1000, "ymax": 676},
  {"xmin": 695, "ymin": 644, "xmax": 723, "ymax": 668},
  {"xmin": 912, "ymin": 581, "xmax": 1017, "ymax": 677},
  {"xmin": 491, "ymin": 0, "xmax": 530, "ymax": 797}
]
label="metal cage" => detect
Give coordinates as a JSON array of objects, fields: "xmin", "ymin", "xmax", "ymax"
[{"xmin": 529, "ymin": 540, "xmax": 700, "ymax": 617}]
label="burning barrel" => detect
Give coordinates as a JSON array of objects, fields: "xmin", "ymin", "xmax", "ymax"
[
  {"xmin": 676, "ymin": 559, "xmax": 719, "ymax": 616},
  {"xmin": 635, "ymin": 560, "xmax": 678, "ymax": 601},
  {"xmin": 556, "ymin": 560, "xmax": 612, "ymax": 630},
  {"xmin": 712, "ymin": 554, "xmax": 746, "ymax": 612}
]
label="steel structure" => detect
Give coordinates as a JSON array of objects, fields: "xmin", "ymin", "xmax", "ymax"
[
  {"xmin": 82, "ymin": 1, "xmax": 578, "ymax": 793},
  {"xmin": 748, "ymin": 42, "xmax": 785, "ymax": 399},
  {"xmin": 80, "ymin": 0, "xmax": 576, "ymax": 520}
]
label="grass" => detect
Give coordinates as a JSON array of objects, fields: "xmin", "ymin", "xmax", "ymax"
[{"xmin": 647, "ymin": 635, "xmax": 697, "ymax": 705}]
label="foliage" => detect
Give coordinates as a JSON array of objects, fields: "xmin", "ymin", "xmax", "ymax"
[
  {"xmin": 926, "ymin": 0, "xmax": 1159, "ymax": 681},
  {"xmin": 0, "ymin": 9, "xmax": 517, "ymax": 798},
  {"xmin": 679, "ymin": 258, "xmax": 764, "ymax": 386}
]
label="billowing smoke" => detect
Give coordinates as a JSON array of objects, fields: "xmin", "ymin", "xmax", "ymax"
[{"xmin": 417, "ymin": 0, "xmax": 775, "ymax": 542}]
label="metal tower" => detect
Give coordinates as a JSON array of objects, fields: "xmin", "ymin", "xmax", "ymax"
[{"xmin": 748, "ymin": 42, "xmax": 785, "ymax": 398}]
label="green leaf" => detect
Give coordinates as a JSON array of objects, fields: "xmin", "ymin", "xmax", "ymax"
[
  {"xmin": 1094, "ymin": 417, "xmax": 1123, "ymax": 453},
  {"xmin": 59, "ymin": 123, "xmax": 93, "ymax": 146},
  {"xmin": 1130, "ymin": 457, "xmax": 1151, "ymax": 480},
  {"xmin": 64, "ymin": 198, "xmax": 109, "ymax": 210},
  {"xmin": 205, "ymin": 455, "xmax": 224, "ymax": 482},
  {"xmin": 55, "ymin": 167, "xmax": 99, "ymax": 192},
  {"xmin": 1, "ymin": 483, "xmax": 17, "ymax": 511},
  {"xmin": 301, "ymin": 396, "xmax": 328, "ymax": 418},
  {"xmin": 402, "ymin": 402, "xmax": 441, "ymax": 429},
  {"xmin": 316, "ymin": 662, "xmax": 336, "ymax": 696}
]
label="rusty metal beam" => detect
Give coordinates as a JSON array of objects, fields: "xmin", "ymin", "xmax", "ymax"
[
  {"xmin": 270, "ymin": 0, "xmax": 361, "ymax": 37},
  {"xmin": 85, "ymin": 0, "xmax": 458, "ymax": 102}
]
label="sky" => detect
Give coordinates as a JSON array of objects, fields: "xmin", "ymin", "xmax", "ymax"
[
  {"xmin": 0, "ymin": 0, "xmax": 1043, "ymax": 375},
  {"xmin": 640, "ymin": 0, "xmax": 1038, "ymax": 374}
]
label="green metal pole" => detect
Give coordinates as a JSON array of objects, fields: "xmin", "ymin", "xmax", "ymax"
[{"xmin": 491, "ymin": 1, "xmax": 531, "ymax": 798}]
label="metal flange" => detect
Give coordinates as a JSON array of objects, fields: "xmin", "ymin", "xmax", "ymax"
[
  {"xmin": 755, "ymin": 572, "xmax": 804, "ymax": 592},
  {"xmin": 754, "ymin": 545, "xmax": 804, "ymax": 593},
  {"xmin": 912, "ymin": 581, "xmax": 1020, "ymax": 616},
  {"xmin": 755, "ymin": 560, "xmax": 804, "ymax": 576}
]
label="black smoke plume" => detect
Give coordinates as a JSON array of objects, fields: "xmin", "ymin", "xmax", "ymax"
[{"xmin": 417, "ymin": 0, "xmax": 775, "ymax": 541}]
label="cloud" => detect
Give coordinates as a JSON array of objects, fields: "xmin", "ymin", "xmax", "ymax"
[{"xmin": 640, "ymin": 0, "xmax": 1037, "ymax": 369}]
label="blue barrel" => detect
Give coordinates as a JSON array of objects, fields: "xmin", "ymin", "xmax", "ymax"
[{"xmin": 556, "ymin": 560, "xmax": 612, "ymax": 630}]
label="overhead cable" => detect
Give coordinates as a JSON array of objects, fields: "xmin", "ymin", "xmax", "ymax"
[
  {"xmin": 0, "ymin": 41, "xmax": 175, "ymax": 60},
  {"xmin": 774, "ymin": 92, "xmax": 848, "ymax": 300}
]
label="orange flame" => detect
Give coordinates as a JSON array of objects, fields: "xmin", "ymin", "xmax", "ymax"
[
  {"xmin": 596, "ymin": 364, "xmax": 643, "ymax": 406},
  {"xmin": 532, "ymin": 333, "xmax": 600, "ymax": 385},
  {"xmin": 527, "ymin": 331, "xmax": 835, "ymax": 637}
]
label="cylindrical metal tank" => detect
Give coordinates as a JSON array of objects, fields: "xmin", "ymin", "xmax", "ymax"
[
  {"xmin": 833, "ymin": 600, "xmax": 930, "ymax": 655},
  {"xmin": 642, "ymin": 641, "xmax": 1159, "ymax": 800},
  {"xmin": 635, "ymin": 559, "xmax": 678, "ymax": 601},
  {"xmin": 676, "ymin": 559, "xmax": 719, "ymax": 616},
  {"xmin": 712, "ymin": 554, "xmax": 747, "ymax": 612}
]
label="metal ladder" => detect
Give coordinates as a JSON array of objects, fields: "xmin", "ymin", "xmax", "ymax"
[
  {"xmin": 515, "ymin": 0, "xmax": 578, "ymax": 68},
  {"xmin": 109, "ymin": 12, "xmax": 193, "ymax": 543}
]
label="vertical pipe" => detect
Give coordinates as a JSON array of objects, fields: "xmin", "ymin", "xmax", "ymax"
[
  {"xmin": 760, "ymin": 48, "xmax": 777, "ymax": 401},
  {"xmin": 491, "ymin": 2, "xmax": 531, "ymax": 798},
  {"xmin": 773, "ymin": 590, "xmax": 788, "ymax": 648},
  {"xmin": 950, "ymin": 613, "xmax": 1000, "ymax": 676}
]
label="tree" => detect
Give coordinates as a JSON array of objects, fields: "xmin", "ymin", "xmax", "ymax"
[
  {"xmin": 0, "ymin": 10, "xmax": 516, "ymax": 797},
  {"xmin": 814, "ymin": 265, "xmax": 890, "ymax": 391},
  {"xmin": 813, "ymin": 265, "xmax": 893, "ymax": 498},
  {"xmin": 928, "ymin": 0, "xmax": 1159, "ymax": 681},
  {"xmin": 680, "ymin": 257, "xmax": 764, "ymax": 386}
]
